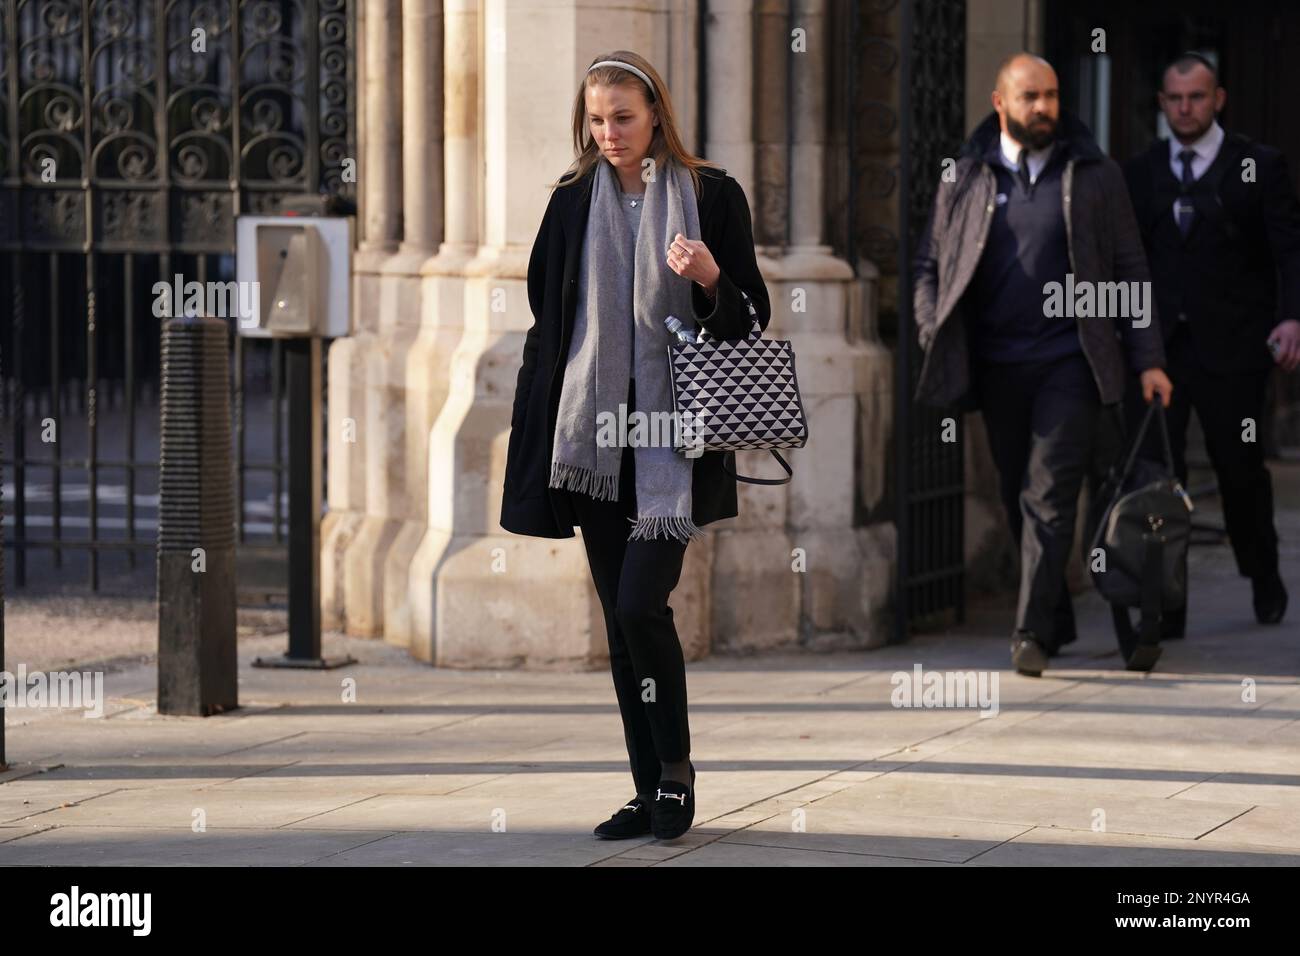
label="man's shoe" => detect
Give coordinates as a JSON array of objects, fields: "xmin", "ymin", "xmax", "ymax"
[
  {"xmin": 651, "ymin": 762, "xmax": 696, "ymax": 841},
  {"xmin": 1125, "ymin": 642, "xmax": 1162, "ymax": 672},
  {"xmin": 593, "ymin": 796, "xmax": 652, "ymax": 839},
  {"xmin": 1010, "ymin": 632, "xmax": 1049, "ymax": 677},
  {"xmin": 1253, "ymin": 574, "xmax": 1288, "ymax": 625}
]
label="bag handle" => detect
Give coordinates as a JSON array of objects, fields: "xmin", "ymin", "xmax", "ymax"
[
  {"xmin": 696, "ymin": 288, "xmax": 763, "ymax": 343},
  {"xmin": 1119, "ymin": 398, "xmax": 1175, "ymax": 482},
  {"xmin": 723, "ymin": 449, "xmax": 793, "ymax": 485}
]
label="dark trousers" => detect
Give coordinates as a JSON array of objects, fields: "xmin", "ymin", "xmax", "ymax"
[
  {"xmin": 975, "ymin": 351, "xmax": 1101, "ymax": 645},
  {"xmin": 1124, "ymin": 322, "xmax": 1279, "ymax": 582},
  {"xmin": 563, "ymin": 381, "xmax": 691, "ymax": 796}
]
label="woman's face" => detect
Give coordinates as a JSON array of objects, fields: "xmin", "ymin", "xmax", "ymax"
[{"xmin": 584, "ymin": 82, "xmax": 658, "ymax": 174}]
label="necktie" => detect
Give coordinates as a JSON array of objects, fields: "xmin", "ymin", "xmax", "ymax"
[
  {"xmin": 1177, "ymin": 148, "xmax": 1196, "ymax": 236},
  {"xmin": 1017, "ymin": 147, "xmax": 1032, "ymax": 193}
]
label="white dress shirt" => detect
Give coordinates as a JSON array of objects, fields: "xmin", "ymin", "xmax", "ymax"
[
  {"xmin": 1169, "ymin": 119, "xmax": 1224, "ymax": 183},
  {"xmin": 1169, "ymin": 120, "xmax": 1224, "ymax": 225},
  {"xmin": 1167, "ymin": 121, "xmax": 1225, "ymax": 322},
  {"xmin": 999, "ymin": 131, "xmax": 1054, "ymax": 184}
]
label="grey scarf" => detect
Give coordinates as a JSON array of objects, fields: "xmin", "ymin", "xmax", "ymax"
[{"xmin": 549, "ymin": 156, "xmax": 705, "ymax": 544}]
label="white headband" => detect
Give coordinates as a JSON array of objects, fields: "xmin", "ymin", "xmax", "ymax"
[{"xmin": 587, "ymin": 59, "xmax": 657, "ymax": 101}]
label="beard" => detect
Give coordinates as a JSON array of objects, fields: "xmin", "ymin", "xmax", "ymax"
[
  {"xmin": 1171, "ymin": 114, "xmax": 1214, "ymax": 142},
  {"xmin": 1007, "ymin": 114, "xmax": 1057, "ymax": 151}
]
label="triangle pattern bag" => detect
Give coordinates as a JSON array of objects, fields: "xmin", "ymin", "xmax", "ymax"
[{"xmin": 666, "ymin": 289, "xmax": 808, "ymax": 485}]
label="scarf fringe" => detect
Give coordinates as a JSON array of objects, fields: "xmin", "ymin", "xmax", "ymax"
[
  {"xmin": 549, "ymin": 460, "xmax": 619, "ymax": 501},
  {"xmin": 626, "ymin": 514, "xmax": 708, "ymax": 545}
]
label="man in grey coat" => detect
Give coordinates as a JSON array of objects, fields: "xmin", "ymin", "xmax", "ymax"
[{"xmin": 913, "ymin": 53, "xmax": 1173, "ymax": 676}]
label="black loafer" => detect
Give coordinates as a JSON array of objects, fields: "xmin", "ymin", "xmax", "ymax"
[
  {"xmin": 1253, "ymin": 574, "xmax": 1288, "ymax": 625},
  {"xmin": 1010, "ymin": 633, "xmax": 1049, "ymax": 677},
  {"xmin": 651, "ymin": 763, "xmax": 696, "ymax": 841},
  {"xmin": 1125, "ymin": 642, "xmax": 1162, "ymax": 672},
  {"xmin": 593, "ymin": 796, "xmax": 652, "ymax": 839}
]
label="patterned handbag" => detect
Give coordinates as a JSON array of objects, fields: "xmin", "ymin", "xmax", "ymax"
[{"xmin": 666, "ymin": 289, "xmax": 808, "ymax": 485}]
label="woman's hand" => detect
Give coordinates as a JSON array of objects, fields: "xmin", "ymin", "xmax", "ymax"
[{"xmin": 666, "ymin": 232, "xmax": 721, "ymax": 295}]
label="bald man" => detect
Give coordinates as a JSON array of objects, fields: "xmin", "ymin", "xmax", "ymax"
[{"xmin": 913, "ymin": 53, "xmax": 1172, "ymax": 676}]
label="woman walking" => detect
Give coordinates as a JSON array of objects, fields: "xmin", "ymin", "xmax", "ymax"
[{"xmin": 498, "ymin": 50, "xmax": 770, "ymax": 841}]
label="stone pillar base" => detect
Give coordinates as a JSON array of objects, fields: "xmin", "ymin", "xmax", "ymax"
[
  {"xmin": 799, "ymin": 523, "xmax": 896, "ymax": 651},
  {"xmin": 408, "ymin": 530, "xmax": 603, "ymax": 668},
  {"xmin": 321, "ymin": 509, "xmax": 365, "ymax": 631},
  {"xmin": 710, "ymin": 528, "xmax": 801, "ymax": 653}
]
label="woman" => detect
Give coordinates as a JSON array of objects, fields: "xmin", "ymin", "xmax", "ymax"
[{"xmin": 499, "ymin": 50, "xmax": 771, "ymax": 841}]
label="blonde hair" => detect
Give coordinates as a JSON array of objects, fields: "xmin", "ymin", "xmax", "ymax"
[{"xmin": 547, "ymin": 49, "xmax": 722, "ymax": 199}]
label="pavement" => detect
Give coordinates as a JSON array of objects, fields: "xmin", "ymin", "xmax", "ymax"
[{"xmin": 1, "ymin": 465, "xmax": 1298, "ymax": 867}]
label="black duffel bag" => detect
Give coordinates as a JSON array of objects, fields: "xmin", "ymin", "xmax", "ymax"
[{"xmin": 1084, "ymin": 400, "xmax": 1193, "ymax": 670}]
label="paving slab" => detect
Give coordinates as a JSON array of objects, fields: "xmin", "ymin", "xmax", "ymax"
[{"xmin": 968, "ymin": 826, "xmax": 1300, "ymax": 866}]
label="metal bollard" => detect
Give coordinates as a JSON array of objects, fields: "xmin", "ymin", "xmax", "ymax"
[{"xmin": 156, "ymin": 315, "xmax": 238, "ymax": 716}]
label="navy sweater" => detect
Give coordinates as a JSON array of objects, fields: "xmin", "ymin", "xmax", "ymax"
[{"xmin": 962, "ymin": 142, "xmax": 1082, "ymax": 364}]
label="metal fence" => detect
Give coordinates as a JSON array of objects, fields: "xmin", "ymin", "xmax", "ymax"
[
  {"xmin": 0, "ymin": 0, "xmax": 355, "ymax": 593},
  {"xmin": 847, "ymin": 0, "xmax": 968, "ymax": 637}
]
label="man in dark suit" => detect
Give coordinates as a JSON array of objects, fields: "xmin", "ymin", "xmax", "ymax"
[{"xmin": 1123, "ymin": 51, "xmax": 1300, "ymax": 630}]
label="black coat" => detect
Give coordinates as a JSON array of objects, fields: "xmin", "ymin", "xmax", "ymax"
[
  {"xmin": 912, "ymin": 111, "xmax": 1166, "ymax": 409},
  {"xmin": 499, "ymin": 162, "xmax": 772, "ymax": 539},
  {"xmin": 1123, "ymin": 130, "xmax": 1300, "ymax": 376}
]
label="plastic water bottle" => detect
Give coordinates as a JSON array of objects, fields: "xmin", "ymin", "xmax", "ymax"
[{"xmin": 665, "ymin": 314, "xmax": 698, "ymax": 345}]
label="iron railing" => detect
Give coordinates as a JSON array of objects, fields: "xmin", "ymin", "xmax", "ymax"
[{"xmin": 0, "ymin": 0, "xmax": 355, "ymax": 592}]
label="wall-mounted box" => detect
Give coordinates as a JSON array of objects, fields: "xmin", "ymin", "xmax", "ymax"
[{"xmin": 235, "ymin": 215, "xmax": 353, "ymax": 338}]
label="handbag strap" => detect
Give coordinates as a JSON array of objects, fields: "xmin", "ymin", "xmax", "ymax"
[
  {"xmin": 696, "ymin": 288, "xmax": 763, "ymax": 343},
  {"xmin": 723, "ymin": 449, "xmax": 793, "ymax": 485},
  {"xmin": 1119, "ymin": 398, "xmax": 1175, "ymax": 482}
]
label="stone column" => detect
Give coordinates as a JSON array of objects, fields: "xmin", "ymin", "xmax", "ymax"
[
  {"xmin": 788, "ymin": 0, "xmax": 830, "ymax": 255},
  {"xmin": 711, "ymin": 0, "xmax": 894, "ymax": 653},
  {"xmin": 358, "ymin": 1, "xmax": 403, "ymax": 256},
  {"xmin": 385, "ymin": 0, "xmax": 481, "ymax": 646},
  {"xmin": 324, "ymin": 0, "xmax": 404, "ymax": 627},
  {"xmin": 340, "ymin": 0, "xmax": 447, "ymax": 639},
  {"xmin": 428, "ymin": 0, "xmax": 480, "ymax": 271},
  {"xmin": 753, "ymin": 0, "xmax": 789, "ymax": 250},
  {"xmin": 396, "ymin": 0, "xmax": 445, "ymax": 264},
  {"xmin": 704, "ymin": 0, "xmax": 755, "ymax": 206},
  {"xmin": 382, "ymin": 0, "xmax": 480, "ymax": 647}
]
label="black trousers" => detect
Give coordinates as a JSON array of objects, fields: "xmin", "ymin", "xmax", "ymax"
[
  {"xmin": 562, "ymin": 380, "xmax": 691, "ymax": 796},
  {"xmin": 1124, "ymin": 322, "xmax": 1279, "ymax": 582},
  {"xmin": 975, "ymin": 351, "xmax": 1101, "ymax": 645}
]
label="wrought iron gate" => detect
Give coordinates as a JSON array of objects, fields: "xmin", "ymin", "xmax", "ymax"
[
  {"xmin": 0, "ymin": 0, "xmax": 355, "ymax": 592},
  {"xmin": 848, "ymin": 0, "xmax": 967, "ymax": 639}
]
